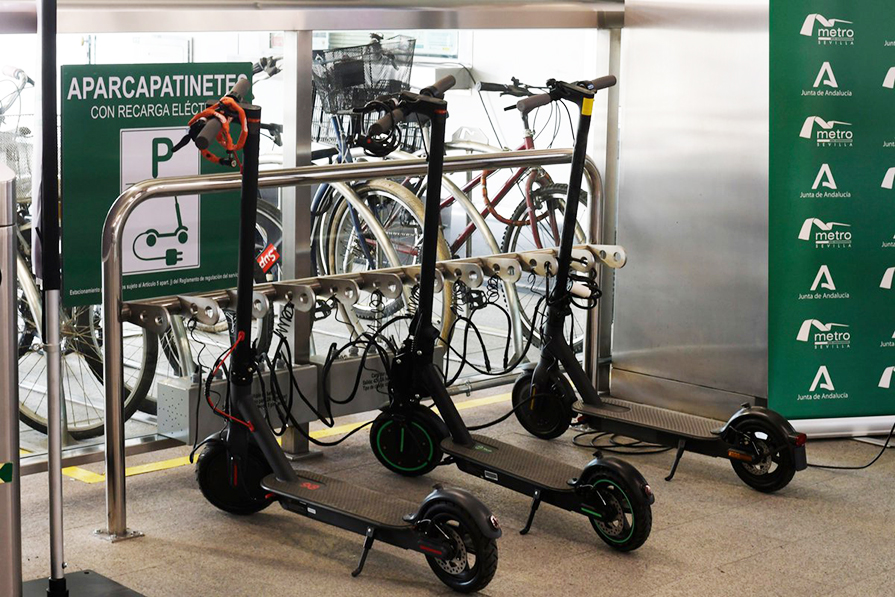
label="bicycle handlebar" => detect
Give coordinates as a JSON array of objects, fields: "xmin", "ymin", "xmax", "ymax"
[
  {"xmin": 477, "ymin": 81, "xmax": 532, "ymax": 98},
  {"xmin": 194, "ymin": 75, "xmax": 250, "ymax": 150}
]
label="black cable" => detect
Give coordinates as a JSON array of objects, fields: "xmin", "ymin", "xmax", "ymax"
[
  {"xmin": 572, "ymin": 429, "xmax": 672, "ymax": 455},
  {"xmin": 807, "ymin": 421, "xmax": 895, "ymax": 470}
]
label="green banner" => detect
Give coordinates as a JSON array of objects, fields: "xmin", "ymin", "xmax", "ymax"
[
  {"xmin": 61, "ymin": 63, "xmax": 252, "ymax": 307},
  {"xmin": 0, "ymin": 462, "xmax": 12, "ymax": 484},
  {"xmin": 770, "ymin": 2, "xmax": 895, "ymax": 419}
]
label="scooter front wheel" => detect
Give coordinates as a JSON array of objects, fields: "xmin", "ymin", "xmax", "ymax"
[
  {"xmin": 423, "ymin": 501, "xmax": 499, "ymax": 593},
  {"xmin": 370, "ymin": 406, "xmax": 448, "ymax": 477},
  {"xmin": 581, "ymin": 469, "xmax": 652, "ymax": 552},
  {"xmin": 511, "ymin": 371, "xmax": 575, "ymax": 440},
  {"xmin": 196, "ymin": 441, "xmax": 274, "ymax": 515},
  {"xmin": 728, "ymin": 419, "xmax": 796, "ymax": 493}
]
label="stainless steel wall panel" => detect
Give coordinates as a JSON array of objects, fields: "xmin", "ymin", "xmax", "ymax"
[{"xmin": 612, "ymin": 0, "xmax": 769, "ymax": 416}]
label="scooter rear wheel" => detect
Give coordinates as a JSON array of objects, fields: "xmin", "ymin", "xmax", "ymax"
[
  {"xmin": 582, "ymin": 469, "xmax": 652, "ymax": 552},
  {"xmin": 729, "ymin": 419, "xmax": 796, "ymax": 493},
  {"xmin": 196, "ymin": 441, "xmax": 274, "ymax": 515},
  {"xmin": 511, "ymin": 371, "xmax": 575, "ymax": 440},
  {"xmin": 370, "ymin": 405, "xmax": 448, "ymax": 477},
  {"xmin": 423, "ymin": 501, "xmax": 499, "ymax": 593}
]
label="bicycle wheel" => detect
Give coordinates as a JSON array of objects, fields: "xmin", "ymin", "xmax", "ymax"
[
  {"xmin": 499, "ymin": 184, "xmax": 587, "ymax": 352},
  {"xmin": 17, "ymin": 276, "xmax": 158, "ymax": 440},
  {"xmin": 325, "ymin": 179, "xmax": 454, "ymax": 338}
]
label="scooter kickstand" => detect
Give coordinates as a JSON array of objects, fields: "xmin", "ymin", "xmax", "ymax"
[
  {"xmin": 520, "ymin": 489, "xmax": 542, "ymax": 535},
  {"xmin": 352, "ymin": 527, "xmax": 376, "ymax": 577},
  {"xmin": 665, "ymin": 439, "xmax": 687, "ymax": 482}
]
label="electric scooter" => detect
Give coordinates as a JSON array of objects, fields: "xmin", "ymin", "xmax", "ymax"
[
  {"xmin": 365, "ymin": 76, "xmax": 655, "ymax": 552},
  {"xmin": 510, "ymin": 79, "xmax": 808, "ymax": 494},
  {"xmin": 186, "ymin": 77, "xmax": 502, "ymax": 593}
]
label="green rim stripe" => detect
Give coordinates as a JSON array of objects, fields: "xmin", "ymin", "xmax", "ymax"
[
  {"xmin": 590, "ymin": 479, "xmax": 636, "ymax": 544},
  {"xmin": 376, "ymin": 420, "xmax": 434, "ymax": 472}
]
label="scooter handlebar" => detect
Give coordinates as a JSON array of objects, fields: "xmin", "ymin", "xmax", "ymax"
[
  {"xmin": 588, "ymin": 75, "xmax": 617, "ymax": 91},
  {"xmin": 422, "ymin": 75, "xmax": 456, "ymax": 97},
  {"xmin": 516, "ymin": 92, "xmax": 553, "ymax": 116},
  {"xmin": 229, "ymin": 75, "xmax": 251, "ymax": 103},
  {"xmin": 369, "ymin": 107, "xmax": 406, "ymax": 136},
  {"xmin": 195, "ymin": 118, "xmax": 223, "ymax": 150}
]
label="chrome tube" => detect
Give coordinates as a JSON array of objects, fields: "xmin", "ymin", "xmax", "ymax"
[
  {"xmin": 0, "ymin": 164, "xmax": 22, "ymax": 597},
  {"xmin": 45, "ymin": 288, "xmax": 65, "ymax": 579},
  {"xmin": 101, "ymin": 147, "xmax": 595, "ymax": 536}
]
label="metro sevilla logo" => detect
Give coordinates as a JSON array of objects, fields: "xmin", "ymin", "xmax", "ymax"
[
  {"xmin": 800, "ymin": 14, "xmax": 854, "ymax": 45},
  {"xmin": 799, "ymin": 117, "xmax": 853, "ymax": 146},
  {"xmin": 798, "ymin": 218, "xmax": 851, "ymax": 248},
  {"xmin": 880, "ymin": 367, "xmax": 895, "ymax": 389},
  {"xmin": 882, "ymin": 168, "xmax": 895, "ymax": 190},
  {"xmin": 884, "ymin": 68, "xmax": 895, "ymax": 89},
  {"xmin": 882, "ymin": 267, "xmax": 895, "ymax": 290},
  {"xmin": 797, "ymin": 319, "xmax": 850, "ymax": 349}
]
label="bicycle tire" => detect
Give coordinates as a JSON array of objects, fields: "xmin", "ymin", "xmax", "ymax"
[
  {"xmin": 499, "ymin": 184, "xmax": 586, "ymax": 352},
  {"xmin": 325, "ymin": 179, "xmax": 455, "ymax": 337},
  {"xmin": 17, "ymin": 295, "xmax": 158, "ymax": 440}
]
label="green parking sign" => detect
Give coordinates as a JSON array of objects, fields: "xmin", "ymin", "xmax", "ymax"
[{"xmin": 60, "ymin": 63, "xmax": 252, "ymax": 307}]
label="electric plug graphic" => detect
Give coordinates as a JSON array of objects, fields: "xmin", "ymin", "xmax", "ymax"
[{"xmin": 165, "ymin": 248, "xmax": 183, "ymax": 266}]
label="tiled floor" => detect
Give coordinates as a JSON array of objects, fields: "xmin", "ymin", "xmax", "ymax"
[{"xmin": 18, "ymin": 387, "xmax": 895, "ymax": 596}]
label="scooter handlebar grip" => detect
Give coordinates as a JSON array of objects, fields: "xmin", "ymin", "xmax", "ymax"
[
  {"xmin": 422, "ymin": 75, "xmax": 456, "ymax": 97},
  {"xmin": 369, "ymin": 107, "xmax": 405, "ymax": 136},
  {"xmin": 516, "ymin": 92, "xmax": 553, "ymax": 115},
  {"xmin": 588, "ymin": 75, "xmax": 617, "ymax": 91},
  {"xmin": 195, "ymin": 118, "xmax": 223, "ymax": 151},
  {"xmin": 229, "ymin": 75, "xmax": 251, "ymax": 102}
]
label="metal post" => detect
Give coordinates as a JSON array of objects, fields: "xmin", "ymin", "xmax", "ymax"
[
  {"xmin": 587, "ymin": 26, "xmax": 622, "ymax": 394},
  {"xmin": 0, "ymin": 164, "xmax": 23, "ymax": 597},
  {"xmin": 45, "ymin": 290, "xmax": 68, "ymax": 591},
  {"xmin": 280, "ymin": 30, "xmax": 314, "ymax": 458},
  {"xmin": 97, "ymin": 215, "xmax": 143, "ymax": 541}
]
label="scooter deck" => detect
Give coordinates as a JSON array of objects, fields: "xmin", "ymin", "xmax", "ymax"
[
  {"xmin": 262, "ymin": 471, "xmax": 416, "ymax": 530},
  {"xmin": 573, "ymin": 397, "xmax": 722, "ymax": 440},
  {"xmin": 442, "ymin": 434, "xmax": 579, "ymax": 491}
]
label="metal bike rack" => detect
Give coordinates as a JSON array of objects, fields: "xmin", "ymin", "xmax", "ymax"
[
  {"xmin": 101, "ymin": 147, "xmax": 604, "ymax": 539},
  {"xmin": 0, "ymin": 165, "xmax": 23, "ymax": 596}
]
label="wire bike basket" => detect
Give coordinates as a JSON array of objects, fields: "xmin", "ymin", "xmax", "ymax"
[
  {"xmin": 311, "ymin": 36, "xmax": 424, "ymax": 154},
  {"xmin": 312, "ymin": 35, "xmax": 416, "ymax": 114}
]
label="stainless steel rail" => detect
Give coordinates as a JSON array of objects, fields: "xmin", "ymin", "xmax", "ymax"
[{"xmin": 101, "ymin": 147, "xmax": 603, "ymax": 538}]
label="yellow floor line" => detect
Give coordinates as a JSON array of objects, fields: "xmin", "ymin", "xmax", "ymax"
[{"xmin": 61, "ymin": 391, "xmax": 512, "ymax": 484}]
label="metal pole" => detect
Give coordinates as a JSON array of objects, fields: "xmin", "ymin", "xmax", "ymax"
[
  {"xmin": 0, "ymin": 164, "xmax": 22, "ymax": 597},
  {"xmin": 588, "ymin": 26, "xmax": 622, "ymax": 394},
  {"xmin": 36, "ymin": 0, "xmax": 71, "ymax": 590},
  {"xmin": 280, "ymin": 30, "xmax": 314, "ymax": 458}
]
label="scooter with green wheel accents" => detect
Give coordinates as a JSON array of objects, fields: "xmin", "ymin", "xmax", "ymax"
[{"xmin": 368, "ymin": 76, "xmax": 655, "ymax": 552}]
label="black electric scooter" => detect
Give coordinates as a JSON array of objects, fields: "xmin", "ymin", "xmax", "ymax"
[
  {"xmin": 510, "ymin": 79, "xmax": 808, "ymax": 494},
  {"xmin": 366, "ymin": 77, "xmax": 654, "ymax": 552},
  {"xmin": 187, "ymin": 77, "xmax": 502, "ymax": 593}
]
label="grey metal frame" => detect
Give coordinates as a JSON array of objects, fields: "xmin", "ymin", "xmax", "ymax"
[{"xmin": 101, "ymin": 148, "xmax": 604, "ymax": 538}]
